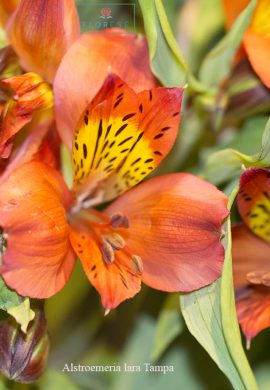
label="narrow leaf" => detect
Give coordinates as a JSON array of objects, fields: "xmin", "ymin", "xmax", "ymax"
[
  {"xmin": 199, "ymin": 0, "xmax": 257, "ymax": 88},
  {"xmin": 139, "ymin": 0, "xmax": 186, "ymax": 87},
  {"xmin": 139, "ymin": 0, "xmax": 204, "ymax": 92}
]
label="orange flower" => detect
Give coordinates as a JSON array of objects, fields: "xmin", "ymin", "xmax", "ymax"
[
  {"xmin": 5, "ymin": 0, "xmax": 156, "ymax": 149},
  {"xmin": 0, "ymin": 72, "xmax": 53, "ymax": 158},
  {"xmin": 232, "ymin": 168, "xmax": 270, "ymax": 345},
  {"xmin": 0, "ymin": 75, "xmax": 229, "ymax": 310},
  {"xmin": 6, "ymin": 0, "xmax": 155, "ymax": 98},
  {"xmin": 53, "ymin": 29, "xmax": 156, "ymax": 149},
  {"xmin": 7, "ymin": 0, "xmax": 79, "ymax": 83},
  {"xmin": 223, "ymin": 0, "xmax": 270, "ymax": 87}
]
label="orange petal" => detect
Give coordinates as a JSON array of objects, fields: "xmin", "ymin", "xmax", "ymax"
[
  {"xmin": 0, "ymin": 0, "xmax": 18, "ymax": 26},
  {"xmin": 0, "ymin": 120, "xmax": 52, "ymax": 185},
  {"xmin": 232, "ymin": 224, "xmax": 270, "ymax": 288},
  {"xmin": 238, "ymin": 167, "xmax": 270, "ymax": 242},
  {"xmin": 236, "ymin": 286, "xmax": 270, "ymax": 345},
  {"xmin": 32, "ymin": 123, "xmax": 61, "ymax": 170},
  {"xmin": 105, "ymin": 173, "xmax": 229, "ymax": 292},
  {"xmin": 54, "ymin": 30, "xmax": 156, "ymax": 149},
  {"xmin": 8, "ymin": 0, "xmax": 79, "ymax": 83},
  {"xmin": 0, "ymin": 72, "xmax": 53, "ymax": 158},
  {"xmin": 241, "ymin": 0, "xmax": 270, "ymax": 87},
  {"xmin": 69, "ymin": 223, "xmax": 141, "ymax": 310},
  {"xmin": 72, "ymin": 74, "xmax": 183, "ymax": 206},
  {"xmin": 232, "ymin": 223, "xmax": 270, "ymax": 343},
  {"xmin": 243, "ymin": 30, "xmax": 270, "ymax": 87},
  {"xmin": 0, "ymin": 161, "xmax": 74, "ymax": 298},
  {"xmin": 222, "ymin": 0, "xmax": 250, "ymax": 28}
]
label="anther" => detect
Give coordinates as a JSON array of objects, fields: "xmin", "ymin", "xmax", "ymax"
[
  {"xmin": 104, "ymin": 233, "xmax": 126, "ymax": 250},
  {"xmin": 110, "ymin": 213, "xmax": 129, "ymax": 229},
  {"xmin": 131, "ymin": 255, "xmax": 143, "ymax": 275},
  {"xmin": 101, "ymin": 240, "xmax": 115, "ymax": 265}
]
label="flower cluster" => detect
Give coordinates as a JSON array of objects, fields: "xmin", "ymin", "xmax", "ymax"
[
  {"xmin": 0, "ymin": 0, "xmax": 228, "ymax": 314},
  {"xmin": 2, "ymin": 0, "xmax": 270, "ymax": 385}
]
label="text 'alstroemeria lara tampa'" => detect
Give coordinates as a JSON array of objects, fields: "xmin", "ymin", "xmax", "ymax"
[{"xmin": 0, "ymin": 74, "xmax": 229, "ymax": 310}]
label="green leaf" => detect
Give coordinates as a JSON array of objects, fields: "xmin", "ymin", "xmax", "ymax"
[
  {"xmin": 199, "ymin": 0, "xmax": 257, "ymax": 89},
  {"xmin": 139, "ymin": 0, "xmax": 204, "ymax": 92},
  {"xmin": 139, "ymin": 0, "xmax": 186, "ymax": 87},
  {"xmin": 180, "ymin": 188, "xmax": 258, "ymax": 390},
  {"xmin": 0, "ymin": 277, "xmax": 34, "ymax": 333},
  {"xmin": 7, "ymin": 299, "xmax": 35, "ymax": 333},
  {"xmin": 203, "ymin": 116, "xmax": 270, "ymax": 185},
  {"xmin": 0, "ymin": 277, "xmax": 21, "ymax": 311},
  {"xmin": 151, "ymin": 294, "xmax": 184, "ymax": 361}
]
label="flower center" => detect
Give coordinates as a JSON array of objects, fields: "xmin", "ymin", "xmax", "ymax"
[{"xmin": 72, "ymin": 208, "xmax": 143, "ymax": 276}]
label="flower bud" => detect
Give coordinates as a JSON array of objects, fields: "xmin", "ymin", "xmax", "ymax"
[
  {"xmin": 0, "ymin": 308, "xmax": 49, "ymax": 383},
  {"xmin": 224, "ymin": 59, "xmax": 270, "ymax": 125}
]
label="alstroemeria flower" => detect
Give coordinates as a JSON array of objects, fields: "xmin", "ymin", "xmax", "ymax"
[
  {"xmin": 5, "ymin": 0, "xmax": 156, "ymax": 149},
  {"xmin": 0, "ymin": 72, "xmax": 53, "ymax": 158},
  {"xmin": 223, "ymin": 0, "xmax": 270, "ymax": 87},
  {"xmin": 232, "ymin": 167, "xmax": 270, "ymax": 345},
  {"xmin": 2, "ymin": 1, "xmax": 155, "ymax": 160},
  {"xmin": 7, "ymin": 0, "xmax": 79, "ymax": 83},
  {"xmin": 0, "ymin": 75, "xmax": 229, "ymax": 310}
]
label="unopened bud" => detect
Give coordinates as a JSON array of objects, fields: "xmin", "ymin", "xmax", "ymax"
[{"xmin": 0, "ymin": 308, "xmax": 49, "ymax": 383}]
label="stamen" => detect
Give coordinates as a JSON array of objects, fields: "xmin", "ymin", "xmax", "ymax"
[
  {"xmin": 110, "ymin": 213, "xmax": 129, "ymax": 229},
  {"xmin": 104, "ymin": 233, "xmax": 126, "ymax": 250},
  {"xmin": 101, "ymin": 239, "xmax": 115, "ymax": 265},
  {"xmin": 131, "ymin": 255, "xmax": 143, "ymax": 275}
]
